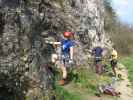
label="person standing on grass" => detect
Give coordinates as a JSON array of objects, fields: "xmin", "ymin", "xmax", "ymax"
[
  {"xmin": 110, "ymin": 47, "xmax": 118, "ymax": 76},
  {"xmin": 92, "ymin": 45, "xmax": 104, "ymax": 74},
  {"xmin": 92, "ymin": 45, "xmax": 104, "ymax": 64}
]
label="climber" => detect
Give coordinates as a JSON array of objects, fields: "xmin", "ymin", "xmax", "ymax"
[
  {"xmin": 92, "ymin": 45, "xmax": 104, "ymax": 74},
  {"xmin": 92, "ymin": 45, "xmax": 104, "ymax": 64},
  {"xmin": 110, "ymin": 47, "xmax": 118, "ymax": 76},
  {"xmin": 46, "ymin": 32, "xmax": 75, "ymax": 85}
]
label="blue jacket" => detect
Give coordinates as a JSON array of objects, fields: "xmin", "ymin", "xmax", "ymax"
[
  {"xmin": 61, "ymin": 39, "xmax": 75, "ymax": 56},
  {"xmin": 93, "ymin": 47, "xmax": 103, "ymax": 57}
]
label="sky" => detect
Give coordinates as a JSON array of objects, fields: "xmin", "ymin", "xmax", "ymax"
[{"xmin": 112, "ymin": 0, "xmax": 133, "ymax": 25}]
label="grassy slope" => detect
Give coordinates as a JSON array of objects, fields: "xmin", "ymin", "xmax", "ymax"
[
  {"xmin": 55, "ymin": 68, "xmax": 118, "ymax": 100},
  {"xmin": 55, "ymin": 85, "xmax": 81, "ymax": 100},
  {"xmin": 54, "ymin": 56, "xmax": 133, "ymax": 100},
  {"xmin": 121, "ymin": 56, "xmax": 133, "ymax": 85}
]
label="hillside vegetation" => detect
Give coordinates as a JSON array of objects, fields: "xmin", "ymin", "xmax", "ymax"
[
  {"xmin": 54, "ymin": 67, "xmax": 117, "ymax": 100},
  {"xmin": 104, "ymin": 0, "xmax": 133, "ymax": 56},
  {"xmin": 121, "ymin": 56, "xmax": 133, "ymax": 85}
]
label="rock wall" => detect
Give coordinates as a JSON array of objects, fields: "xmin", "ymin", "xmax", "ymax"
[{"xmin": 0, "ymin": 0, "xmax": 112, "ymax": 99}]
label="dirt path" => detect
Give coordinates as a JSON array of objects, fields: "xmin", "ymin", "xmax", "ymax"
[{"xmin": 115, "ymin": 64, "xmax": 133, "ymax": 100}]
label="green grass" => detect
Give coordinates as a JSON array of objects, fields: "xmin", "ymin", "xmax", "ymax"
[
  {"xmin": 73, "ymin": 68, "xmax": 100, "ymax": 93},
  {"xmin": 54, "ymin": 67, "xmax": 113, "ymax": 100},
  {"xmin": 121, "ymin": 56, "xmax": 133, "ymax": 85},
  {"xmin": 55, "ymin": 84, "xmax": 81, "ymax": 100},
  {"xmin": 52, "ymin": 68, "xmax": 81, "ymax": 100}
]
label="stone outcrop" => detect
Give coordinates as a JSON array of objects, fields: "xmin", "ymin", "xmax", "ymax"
[{"xmin": 0, "ymin": 0, "xmax": 112, "ymax": 99}]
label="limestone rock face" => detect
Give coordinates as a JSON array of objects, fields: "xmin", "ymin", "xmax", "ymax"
[{"xmin": 0, "ymin": 0, "xmax": 112, "ymax": 99}]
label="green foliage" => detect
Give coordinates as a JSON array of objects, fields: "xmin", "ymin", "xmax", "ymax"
[
  {"xmin": 53, "ymin": 67, "xmax": 113, "ymax": 100},
  {"xmin": 104, "ymin": 0, "xmax": 133, "ymax": 55},
  {"xmin": 121, "ymin": 56, "xmax": 133, "ymax": 85},
  {"xmin": 104, "ymin": 0, "xmax": 115, "ymax": 16},
  {"xmin": 104, "ymin": 0, "xmax": 117, "ymax": 31},
  {"xmin": 69, "ymin": 68, "xmax": 112, "ymax": 93},
  {"xmin": 49, "ymin": 68, "xmax": 81, "ymax": 100},
  {"xmin": 74, "ymin": 68, "xmax": 98, "ymax": 93},
  {"xmin": 109, "ymin": 24, "xmax": 133, "ymax": 55},
  {"xmin": 55, "ymin": 84, "xmax": 81, "ymax": 100}
]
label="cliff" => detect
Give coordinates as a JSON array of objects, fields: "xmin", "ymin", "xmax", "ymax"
[{"xmin": 0, "ymin": 0, "xmax": 112, "ymax": 99}]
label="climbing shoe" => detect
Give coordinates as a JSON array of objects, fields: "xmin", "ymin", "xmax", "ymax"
[
  {"xmin": 58, "ymin": 79, "xmax": 65, "ymax": 85},
  {"xmin": 58, "ymin": 79, "xmax": 66, "ymax": 85}
]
